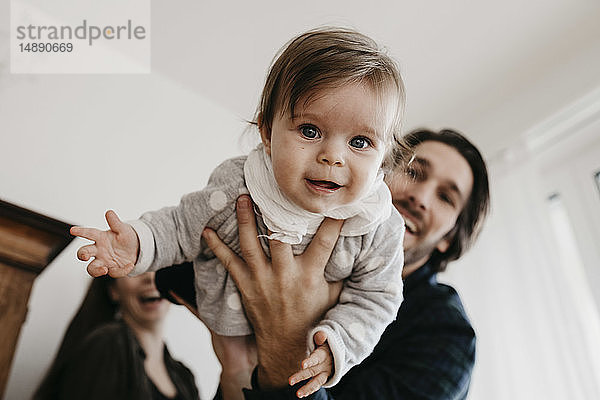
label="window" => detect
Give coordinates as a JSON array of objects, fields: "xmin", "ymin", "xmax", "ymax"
[
  {"xmin": 547, "ymin": 192, "xmax": 585, "ymax": 272},
  {"xmin": 546, "ymin": 192, "xmax": 600, "ymax": 397}
]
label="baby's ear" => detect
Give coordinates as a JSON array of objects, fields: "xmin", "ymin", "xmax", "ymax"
[{"xmin": 258, "ymin": 113, "xmax": 272, "ymax": 156}]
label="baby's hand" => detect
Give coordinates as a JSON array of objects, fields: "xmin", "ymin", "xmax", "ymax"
[
  {"xmin": 289, "ymin": 331, "xmax": 332, "ymax": 398},
  {"xmin": 70, "ymin": 210, "xmax": 139, "ymax": 278}
]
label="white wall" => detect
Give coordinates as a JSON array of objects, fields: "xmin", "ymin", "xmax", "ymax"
[
  {"xmin": 1, "ymin": 71, "xmax": 256, "ymax": 400},
  {"xmin": 440, "ymin": 99, "xmax": 600, "ymax": 399}
]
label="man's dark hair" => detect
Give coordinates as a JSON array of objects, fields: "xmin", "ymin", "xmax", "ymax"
[{"xmin": 402, "ymin": 128, "xmax": 490, "ymax": 272}]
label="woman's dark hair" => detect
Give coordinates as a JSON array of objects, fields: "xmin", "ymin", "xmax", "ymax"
[
  {"xmin": 401, "ymin": 128, "xmax": 490, "ymax": 272},
  {"xmin": 33, "ymin": 276, "xmax": 117, "ymax": 400}
]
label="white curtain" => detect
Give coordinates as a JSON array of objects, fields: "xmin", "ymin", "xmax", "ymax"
[{"xmin": 440, "ymin": 148, "xmax": 600, "ymax": 399}]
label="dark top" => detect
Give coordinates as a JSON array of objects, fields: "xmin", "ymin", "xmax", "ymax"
[
  {"xmin": 239, "ymin": 262, "xmax": 476, "ymax": 400},
  {"xmin": 52, "ymin": 319, "xmax": 200, "ymax": 400}
]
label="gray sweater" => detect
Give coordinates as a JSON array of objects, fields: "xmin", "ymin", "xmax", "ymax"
[{"xmin": 130, "ymin": 156, "xmax": 405, "ymax": 386}]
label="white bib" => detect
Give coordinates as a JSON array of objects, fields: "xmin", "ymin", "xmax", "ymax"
[{"xmin": 244, "ymin": 145, "xmax": 392, "ymax": 244}]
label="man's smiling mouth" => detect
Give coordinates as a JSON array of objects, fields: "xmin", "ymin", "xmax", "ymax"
[
  {"xmin": 394, "ymin": 202, "xmax": 423, "ymax": 235},
  {"xmin": 404, "ymin": 218, "xmax": 418, "ymax": 234}
]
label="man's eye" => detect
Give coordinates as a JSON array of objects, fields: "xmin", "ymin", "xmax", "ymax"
[
  {"xmin": 405, "ymin": 167, "xmax": 419, "ymax": 179},
  {"xmin": 300, "ymin": 125, "xmax": 320, "ymax": 139},
  {"xmin": 439, "ymin": 192, "xmax": 455, "ymax": 207},
  {"xmin": 349, "ymin": 136, "xmax": 371, "ymax": 149}
]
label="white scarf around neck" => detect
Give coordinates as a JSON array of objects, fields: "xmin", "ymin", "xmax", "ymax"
[{"xmin": 243, "ymin": 145, "xmax": 392, "ymax": 244}]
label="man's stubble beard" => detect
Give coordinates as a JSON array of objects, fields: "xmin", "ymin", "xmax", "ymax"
[{"xmin": 403, "ymin": 234, "xmax": 445, "ymax": 268}]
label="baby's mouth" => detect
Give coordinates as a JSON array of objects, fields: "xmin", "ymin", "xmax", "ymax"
[{"xmin": 306, "ymin": 179, "xmax": 342, "ymax": 190}]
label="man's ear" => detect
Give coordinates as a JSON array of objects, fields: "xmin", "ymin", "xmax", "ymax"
[
  {"xmin": 257, "ymin": 113, "xmax": 272, "ymax": 156},
  {"xmin": 436, "ymin": 237, "xmax": 451, "ymax": 253},
  {"xmin": 436, "ymin": 225, "xmax": 457, "ymax": 254}
]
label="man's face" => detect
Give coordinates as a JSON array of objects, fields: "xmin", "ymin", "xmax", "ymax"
[{"xmin": 386, "ymin": 141, "xmax": 474, "ymax": 271}]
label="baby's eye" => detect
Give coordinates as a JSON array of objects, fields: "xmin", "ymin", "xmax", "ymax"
[
  {"xmin": 349, "ymin": 136, "xmax": 371, "ymax": 149},
  {"xmin": 300, "ymin": 125, "xmax": 320, "ymax": 139}
]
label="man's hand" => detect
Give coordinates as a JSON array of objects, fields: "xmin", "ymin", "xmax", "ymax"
[
  {"xmin": 202, "ymin": 195, "xmax": 344, "ymax": 389},
  {"xmin": 210, "ymin": 333, "xmax": 257, "ymax": 400},
  {"xmin": 170, "ymin": 290, "xmax": 257, "ymax": 400},
  {"xmin": 70, "ymin": 210, "xmax": 139, "ymax": 277}
]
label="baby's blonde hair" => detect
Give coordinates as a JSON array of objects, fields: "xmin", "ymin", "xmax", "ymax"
[{"xmin": 255, "ymin": 27, "xmax": 408, "ymax": 169}]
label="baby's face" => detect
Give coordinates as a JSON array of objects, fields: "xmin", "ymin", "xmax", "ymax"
[{"xmin": 261, "ymin": 83, "xmax": 387, "ymax": 213}]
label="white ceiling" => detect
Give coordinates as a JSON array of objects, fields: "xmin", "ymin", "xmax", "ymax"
[
  {"xmin": 149, "ymin": 0, "xmax": 600, "ymax": 158},
  {"xmin": 1, "ymin": 0, "xmax": 598, "ymax": 159}
]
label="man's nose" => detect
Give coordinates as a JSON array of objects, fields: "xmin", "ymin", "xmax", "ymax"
[
  {"xmin": 318, "ymin": 139, "xmax": 345, "ymax": 167},
  {"xmin": 408, "ymin": 183, "xmax": 434, "ymax": 211}
]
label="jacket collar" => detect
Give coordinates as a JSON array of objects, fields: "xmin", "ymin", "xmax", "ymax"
[{"xmin": 403, "ymin": 259, "xmax": 436, "ymax": 294}]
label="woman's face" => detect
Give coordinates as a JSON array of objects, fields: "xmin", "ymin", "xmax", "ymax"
[{"xmin": 109, "ymin": 272, "xmax": 170, "ymax": 329}]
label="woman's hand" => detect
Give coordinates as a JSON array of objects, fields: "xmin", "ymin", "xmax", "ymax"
[{"xmin": 202, "ymin": 195, "xmax": 344, "ymax": 389}]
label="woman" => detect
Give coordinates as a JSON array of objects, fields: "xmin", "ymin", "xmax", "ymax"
[{"xmin": 33, "ymin": 272, "xmax": 199, "ymax": 400}]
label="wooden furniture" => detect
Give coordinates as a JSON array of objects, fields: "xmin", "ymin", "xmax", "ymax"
[{"xmin": 0, "ymin": 200, "xmax": 74, "ymax": 398}]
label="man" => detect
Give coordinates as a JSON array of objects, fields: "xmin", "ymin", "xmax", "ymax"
[{"xmin": 202, "ymin": 128, "xmax": 490, "ymax": 399}]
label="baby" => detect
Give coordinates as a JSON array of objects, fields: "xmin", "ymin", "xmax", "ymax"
[{"xmin": 72, "ymin": 27, "xmax": 406, "ymax": 397}]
